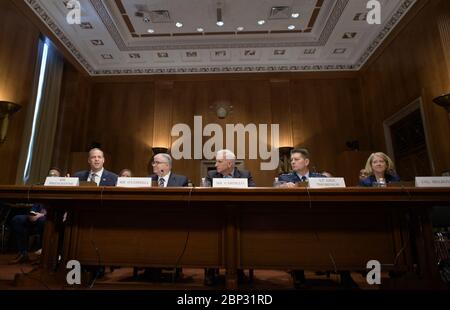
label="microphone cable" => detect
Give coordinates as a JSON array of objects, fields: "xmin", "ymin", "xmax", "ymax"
[
  {"xmin": 88, "ymin": 186, "xmax": 105, "ymax": 288},
  {"xmin": 172, "ymin": 184, "xmax": 194, "ymax": 282},
  {"xmin": 392, "ymin": 185, "xmax": 413, "ymax": 267},
  {"xmin": 305, "ymin": 184, "xmax": 338, "ymax": 274}
]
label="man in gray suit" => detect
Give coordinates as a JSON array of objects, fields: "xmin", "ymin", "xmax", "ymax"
[
  {"xmin": 151, "ymin": 153, "xmax": 188, "ymax": 187},
  {"xmin": 204, "ymin": 149, "xmax": 255, "ymax": 285},
  {"xmin": 205, "ymin": 149, "xmax": 255, "ymax": 187}
]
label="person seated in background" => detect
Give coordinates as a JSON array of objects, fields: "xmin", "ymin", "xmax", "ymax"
[
  {"xmin": 150, "ymin": 153, "xmax": 188, "ymax": 187},
  {"xmin": 73, "ymin": 148, "xmax": 118, "ymax": 186},
  {"xmin": 205, "ymin": 149, "xmax": 255, "ymax": 187},
  {"xmin": 119, "ymin": 169, "xmax": 133, "ymax": 178},
  {"xmin": 359, "ymin": 152, "xmax": 400, "ymax": 187},
  {"xmin": 9, "ymin": 168, "xmax": 62, "ymax": 264},
  {"xmin": 279, "ymin": 148, "xmax": 325, "ymax": 188},
  {"xmin": 359, "ymin": 168, "xmax": 369, "ymax": 182}
]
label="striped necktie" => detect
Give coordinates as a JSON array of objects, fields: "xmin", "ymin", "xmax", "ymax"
[
  {"xmin": 90, "ymin": 173, "xmax": 97, "ymax": 183},
  {"xmin": 158, "ymin": 178, "xmax": 165, "ymax": 187}
]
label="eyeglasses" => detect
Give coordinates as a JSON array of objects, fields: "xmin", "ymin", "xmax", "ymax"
[{"xmin": 151, "ymin": 161, "xmax": 168, "ymax": 166}]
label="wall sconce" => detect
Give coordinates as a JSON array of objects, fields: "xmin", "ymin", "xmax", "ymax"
[
  {"xmin": 278, "ymin": 146, "xmax": 293, "ymax": 174},
  {"xmin": 216, "ymin": 2, "xmax": 224, "ymax": 26},
  {"xmin": 432, "ymin": 94, "xmax": 450, "ymax": 119},
  {"xmin": 0, "ymin": 101, "xmax": 21, "ymax": 143}
]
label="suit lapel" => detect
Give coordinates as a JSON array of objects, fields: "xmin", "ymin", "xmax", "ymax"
[
  {"xmin": 99, "ymin": 170, "xmax": 106, "ymax": 185},
  {"xmin": 167, "ymin": 173, "xmax": 175, "ymax": 186},
  {"xmin": 232, "ymin": 168, "xmax": 239, "ymax": 178}
]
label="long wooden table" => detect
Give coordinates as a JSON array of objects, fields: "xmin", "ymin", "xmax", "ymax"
[{"xmin": 1, "ymin": 186, "xmax": 449, "ymax": 289}]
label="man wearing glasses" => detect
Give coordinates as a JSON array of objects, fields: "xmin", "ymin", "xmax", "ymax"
[
  {"xmin": 151, "ymin": 153, "xmax": 188, "ymax": 187},
  {"xmin": 144, "ymin": 152, "xmax": 188, "ymax": 281}
]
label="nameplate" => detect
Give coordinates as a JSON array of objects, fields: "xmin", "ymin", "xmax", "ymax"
[
  {"xmin": 212, "ymin": 178, "xmax": 248, "ymax": 188},
  {"xmin": 415, "ymin": 177, "xmax": 450, "ymax": 188},
  {"xmin": 44, "ymin": 177, "xmax": 79, "ymax": 187},
  {"xmin": 116, "ymin": 177, "xmax": 153, "ymax": 188},
  {"xmin": 308, "ymin": 177, "xmax": 346, "ymax": 188}
]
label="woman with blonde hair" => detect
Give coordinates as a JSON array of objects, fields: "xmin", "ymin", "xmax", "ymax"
[{"xmin": 359, "ymin": 152, "xmax": 400, "ymax": 186}]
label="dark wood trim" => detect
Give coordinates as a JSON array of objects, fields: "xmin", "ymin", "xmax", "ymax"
[
  {"xmin": 89, "ymin": 71, "xmax": 360, "ymax": 84},
  {"xmin": 1, "ymin": 186, "xmax": 449, "ymax": 203}
]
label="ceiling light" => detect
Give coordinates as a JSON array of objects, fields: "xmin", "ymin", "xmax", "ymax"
[
  {"xmin": 291, "ymin": 13, "xmax": 300, "ymax": 18},
  {"xmin": 175, "ymin": 22, "xmax": 183, "ymax": 28},
  {"xmin": 216, "ymin": 6, "xmax": 224, "ymax": 27},
  {"xmin": 257, "ymin": 20, "xmax": 266, "ymax": 25},
  {"xmin": 197, "ymin": 27, "xmax": 204, "ymax": 32},
  {"xmin": 147, "ymin": 29, "xmax": 154, "ymax": 33},
  {"xmin": 236, "ymin": 26, "xmax": 244, "ymax": 31},
  {"xmin": 288, "ymin": 25, "xmax": 295, "ymax": 30}
]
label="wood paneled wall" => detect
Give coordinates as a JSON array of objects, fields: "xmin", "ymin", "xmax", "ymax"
[
  {"xmin": 0, "ymin": 0, "xmax": 40, "ymax": 184},
  {"xmin": 360, "ymin": 0, "xmax": 450, "ymax": 175},
  {"xmin": 52, "ymin": 63, "xmax": 92, "ymax": 173},
  {"xmin": 55, "ymin": 73, "xmax": 364, "ymax": 186},
  {"xmin": 8, "ymin": 0, "xmax": 448, "ymax": 186}
]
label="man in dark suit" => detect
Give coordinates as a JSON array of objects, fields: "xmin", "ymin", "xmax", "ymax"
[
  {"xmin": 72, "ymin": 148, "xmax": 117, "ymax": 279},
  {"xmin": 73, "ymin": 148, "xmax": 118, "ymax": 186},
  {"xmin": 150, "ymin": 153, "xmax": 188, "ymax": 187},
  {"xmin": 204, "ymin": 149, "xmax": 255, "ymax": 286},
  {"xmin": 205, "ymin": 149, "xmax": 255, "ymax": 187},
  {"xmin": 144, "ymin": 152, "xmax": 188, "ymax": 281}
]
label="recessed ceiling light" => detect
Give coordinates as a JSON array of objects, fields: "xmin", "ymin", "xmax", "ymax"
[
  {"xmin": 216, "ymin": 21, "xmax": 224, "ymax": 27},
  {"xmin": 175, "ymin": 22, "xmax": 183, "ymax": 28},
  {"xmin": 288, "ymin": 25, "xmax": 295, "ymax": 30},
  {"xmin": 257, "ymin": 20, "xmax": 266, "ymax": 25},
  {"xmin": 197, "ymin": 27, "xmax": 204, "ymax": 32},
  {"xmin": 291, "ymin": 13, "xmax": 300, "ymax": 18},
  {"xmin": 147, "ymin": 29, "xmax": 154, "ymax": 33},
  {"xmin": 236, "ymin": 26, "xmax": 244, "ymax": 31}
]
